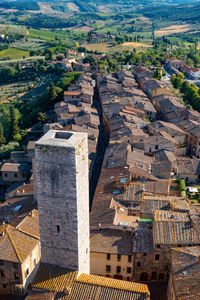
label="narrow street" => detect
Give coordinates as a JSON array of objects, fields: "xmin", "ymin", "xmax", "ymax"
[{"xmin": 89, "ymin": 84, "xmax": 109, "ymax": 210}]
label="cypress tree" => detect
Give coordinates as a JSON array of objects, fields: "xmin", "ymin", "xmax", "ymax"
[
  {"xmin": 9, "ymin": 106, "xmax": 19, "ymax": 141},
  {"xmin": 0, "ymin": 123, "xmax": 5, "ymax": 146}
]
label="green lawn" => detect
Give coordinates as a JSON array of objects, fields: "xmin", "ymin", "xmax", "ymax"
[
  {"xmin": 28, "ymin": 28, "xmax": 68, "ymax": 41},
  {"xmin": 0, "ymin": 48, "xmax": 30, "ymax": 60}
]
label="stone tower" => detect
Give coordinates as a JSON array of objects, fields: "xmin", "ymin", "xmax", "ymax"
[{"xmin": 35, "ymin": 130, "xmax": 90, "ymax": 274}]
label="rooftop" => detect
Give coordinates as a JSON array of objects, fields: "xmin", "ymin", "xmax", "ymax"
[
  {"xmin": 90, "ymin": 229, "xmax": 133, "ymax": 255},
  {"xmin": 153, "ymin": 220, "xmax": 199, "ymax": 246},
  {"xmin": 171, "ymin": 246, "xmax": 200, "ymax": 299},
  {"xmin": 32, "ymin": 263, "xmax": 150, "ymax": 299},
  {"xmin": 0, "ymin": 223, "xmax": 39, "ymax": 263}
]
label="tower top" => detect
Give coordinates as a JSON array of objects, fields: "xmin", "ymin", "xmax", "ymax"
[{"xmin": 35, "ymin": 130, "xmax": 88, "ymax": 149}]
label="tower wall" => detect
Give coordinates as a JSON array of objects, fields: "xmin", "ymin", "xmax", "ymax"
[{"xmin": 35, "ymin": 130, "xmax": 90, "ymax": 273}]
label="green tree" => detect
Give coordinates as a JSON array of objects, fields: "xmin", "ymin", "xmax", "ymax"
[
  {"xmin": 48, "ymin": 82, "xmax": 57, "ymax": 102},
  {"xmin": 153, "ymin": 68, "xmax": 162, "ymax": 80},
  {"xmin": 38, "ymin": 112, "xmax": 46, "ymax": 124},
  {"xmin": 8, "ymin": 106, "xmax": 20, "ymax": 141},
  {"xmin": 0, "ymin": 123, "xmax": 5, "ymax": 146}
]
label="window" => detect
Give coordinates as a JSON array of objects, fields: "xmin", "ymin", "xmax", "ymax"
[
  {"xmin": 3, "ymin": 284, "xmax": 6, "ymax": 288},
  {"xmin": 1, "ymin": 270, "xmax": 5, "ymax": 277},
  {"xmin": 157, "ymin": 244, "xmax": 160, "ymax": 249},
  {"xmin": 33, "ymin": 258, "xmax": 37, "ymax": 267},
  {"xmin": 117, "ymin": 254, "xmax": 121, "ymax": 261},
  {"xmin": 4, "ymin": 173, "xmax": 8, "ymax": 177},
  {"xmin": 56, "ymin": 225, "xmax": 60, "ymax": 234},
  {"xmin": 155, "ymin": 254, "xmax": 160, "ymax": 261},
  {"xmin": 127, "ymin": 277, "xmax": 130, "ymax": 281},
  {"xmin": 106, "ymin": 265, "xmax": 111, "ymax": 273},
  {"xmin": 159, "ymin": 273, "xmax": 165, "ymax": 280},
  {"xmin": 25, "ymin": 268, "xmax": 29, "ymax": 278},
  {"xmin": 116, "ymin": 266, "xmax": 121, "ymax": 274},
  {"xmin": 143, "ymin": 253, "xmax": 147, "ymax": 257},
  {"xmin": 0, "ymin": 260, "xmax": 4, "ymax": 266},
  {"xmin": 155, "ymin": 145, "xmax": 159, "ymax": 150},
  {"xmin": 14, "ymin": 173, "xmax": 18, "ymax": 178},
  {"xmin": 127, "ymin": 267, "xmax": 132, "ymax": 274},
  {"xmin": 137, "ymin": 262, "xmax": 141, "ymax": 267},
  {"xmin": 107, "ymin": 253, "xmax": 110, "ymax": 261},
  {"xmin": 13, "ymin": 262, "xmax": 18, "ymax": 269},
  {"xmin": 14, "ymin": 273, "xmax": 20, "ymax": 280},
  {"xmin": 128, "ymin": 255, "xmax": 132, "ymax": 263}
]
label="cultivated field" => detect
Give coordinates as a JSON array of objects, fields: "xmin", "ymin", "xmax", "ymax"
[
  {"xmin": 37, "ymin": 2, "xmax": 55, "ymax": 14},
  {"xmin": 11, "ymin": 38, "xmax": 47, "ymax": 50},
  {"xmin": 0, "ymin": 48, "xmax": 29, "ymax": 60},
  {"xmin": 120, "ymin": 42, "xmax": 152, "ymax": 48},
  {"xmin": 82, "ymin": 41, "xmax": 153, "ymax": 53},
  {"xmin": 67, "ymin": 2, "xmax": 80, "ymax": 12},
  {"xmin": 82, "ymin": 42, "xmax": 112, "ymax": 53},
  {"xmin": 73, "ymin": 26, "xmax": 93, "ymax": 32},
  {"xmin": 155, "ymin": 24, "xmax": 194, "ymax": 37},
  {"xmin": 28, "ymin": 28, "xmax": 68, "ymax": 41},
  {"xmin": 0, "ymin": 24, "xmax": 28, "ymax": 35},
  {"xmin": 0, "ymin": 73, "xmax": 58, "ymax": 103}
]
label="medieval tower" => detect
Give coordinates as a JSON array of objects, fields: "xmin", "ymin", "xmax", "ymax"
[{"xmin": 35, "ymin": 130, "xmax": 90, "ymax": 274}]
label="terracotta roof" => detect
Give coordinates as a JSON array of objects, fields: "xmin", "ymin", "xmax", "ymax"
[
  {"xmin": 0, "ymin": 187, "xmax": 36, "ymax": 225},
  {"xmin": 171, "ymin": 246, "xmax": 200, "ymax": 299},
  {"xmin": 16, "ymin": 210, "xmax": 40, "ymax": 239},
  {"xmin": 90, "ymin": 208, "xmax": 116, "ymax": 229},
  {"xmin": 176, "ymin": 158, "xmax": 200, "ymax": 175},
  {"xmin": 133, "ymin": 220, "xmax": 154, "ymax": 253},
  {"xmin": 32, "ymin": 263, "xmax": 78, "ymax": 292},
  {"xmin": 25, "ymin": 292, "xmax": 56, "ymax": 300},
  {"xmin": 148, "ymin": 120, "xmax": 185, "ymax": 135},
  {"xmin": 32, "ymin": 264, "xmax": 150, "ymax": 299},
  {"xmin": 153, "ymin": 220, "xmax": 199, "ymax": 246},
  {"xmin": 1, "ymin": 162, "xmax": 30, "ymax": 173},
  {"xmin": 64, "ymin": 91, "xmax": 82, "ymax": 96},
  {"xmin": 154, "ymin": 210, "xmax": 190, "ymax": 222},
  {"xmin": 179, "ymin": 119, "xmax": 200, "ymax": 138},
  {"xmin": 69, "ymin": 274, "xmax": 150, "ymax": 300},
  {"xmin": 90, "ymin": 229, "xmax": 133, "ymax": 255},
  {"xmin": 0, "ymin": 223, "xmax": 38, "ymax": 263}
]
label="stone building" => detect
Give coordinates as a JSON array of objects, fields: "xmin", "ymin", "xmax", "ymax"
[
  {"xmin": 0, "ymin": 210, "xmax": 40, "ymax": 296},
  {"xmin": 35, "ymin": 130, "xmax": 90, "ymax": 274},
  {"xmin": 90, "ymin": 229, "xmax": 134, "ymax": 281}
]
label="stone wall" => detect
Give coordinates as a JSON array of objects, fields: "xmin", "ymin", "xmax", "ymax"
[{"xmin": 35, "ymin": 130, "xmax": 90, "ymax": 273}]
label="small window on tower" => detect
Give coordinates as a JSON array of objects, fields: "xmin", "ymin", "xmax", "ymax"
[{"xmin": 57, "ymin": 225, "xmax": 60, "ymax": 233}]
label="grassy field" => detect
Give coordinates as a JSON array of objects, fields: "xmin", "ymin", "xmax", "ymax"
[
  {"xmin": 0, "ymin": 48, "xmax": 29, "ymax": 60},
  {"xmin": 28, "ymin": 28, "xmax": 68, "ymax": 41},
  {"xmin": 82, "ymin": 41, "xmax": 152, "ymax": 53}
]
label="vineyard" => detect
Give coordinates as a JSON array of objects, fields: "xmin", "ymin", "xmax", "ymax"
[
  {"xmin": 11, "ymin": 38, "xmax": 47, "ymax": 51},
  {"xmin": 0, "ymin": 24, "xmax": 27, "ymax": 35},
  {"xmin": 0, "ymin": 48, "xmax": 30, "ymax": 60}
]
